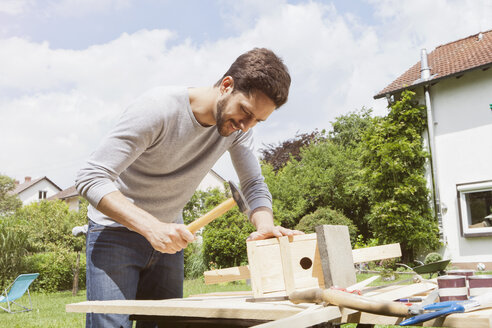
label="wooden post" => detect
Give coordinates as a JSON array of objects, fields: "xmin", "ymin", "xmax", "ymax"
[
  {"xmin": 315, "ymin": 225, "xmax": 356, "ymax": 288},
  {"xmin": 72, "ymin": 251, "xmax": 80, "ymax": 296},
  {"xmin": 278, "ymin": 236, "xmax": 295, "ymax": 295}
]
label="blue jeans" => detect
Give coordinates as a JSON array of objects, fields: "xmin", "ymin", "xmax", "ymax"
[{"xmin": 86, "ymin": 220, "xmax": 184, "ymax": 328}]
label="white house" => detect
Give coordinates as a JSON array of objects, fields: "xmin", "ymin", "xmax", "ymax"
[
  {"xmin": 374, "ymin": 30, "xmax": 492, "ymax": 269},
  {"xmin": 47, "ymin": 185, "xmax": 80, "ymax": 211},
  {"xmin": 12, "ymin": 176, "xmax": 62, "ymax": 205},
  {"xmin": 196, "ymin": 169, "xmax": 226, "ymax": 192}
]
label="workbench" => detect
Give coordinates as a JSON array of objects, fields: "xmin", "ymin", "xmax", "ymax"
[
  {"xmin": 66, "ymin": 291, "xmax": 492, "ymax": 327},
  {"xmin": 67, "ymin": 228, "xmax": 492, "ymax": 327}
]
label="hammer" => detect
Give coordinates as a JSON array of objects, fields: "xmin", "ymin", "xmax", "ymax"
[{"xmin": 186, "ymin": 181, "xmax": 250, "ymax": 234}]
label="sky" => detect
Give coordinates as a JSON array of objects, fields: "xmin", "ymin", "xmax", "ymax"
[{"xmin": 1, "ymin": 0, "xmax": 492, "ymax": 189}]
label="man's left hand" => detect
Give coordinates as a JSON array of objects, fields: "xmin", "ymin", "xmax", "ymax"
[
  {"xmin": 247, "ymin": 225, "xmax": 303, "ymax": 241},
  {"xmin": 247, "ymin": 206, "xmax": 303, "ymax": 241}
]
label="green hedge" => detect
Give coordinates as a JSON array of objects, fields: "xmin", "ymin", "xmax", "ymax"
[
  {"xmin": 295, "ymin": 207, "xmax": 358, "ymax": 246},
  {"xmin": 22, "ymin": 250, "xmax": 86, "ymax": 292}
]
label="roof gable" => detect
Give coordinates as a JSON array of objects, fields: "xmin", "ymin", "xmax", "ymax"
[
  {"xmin": 12, "ymin": 176, "xmax": 62, "ymax": 195},
  {"xmin": 374, "ymin": 30, "xmax": 492, "ymax": 99}
]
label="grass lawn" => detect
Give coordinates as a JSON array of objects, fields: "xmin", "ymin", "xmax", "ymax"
[
  {"xmin": 0, "ymin": 280, "xmax": 252, "ymax": 328},
  {"xmin": 0, "ymin": 277, "xmax": 438, "ymax": 327}
]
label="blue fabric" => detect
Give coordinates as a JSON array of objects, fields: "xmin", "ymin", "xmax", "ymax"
[
  {"xmin": 0, "ymin": 273, "xmax": 39, "ymax": 303},
  {"xmin": 85, "ymin": 220, "xmax": 184, "ymax": 328}
]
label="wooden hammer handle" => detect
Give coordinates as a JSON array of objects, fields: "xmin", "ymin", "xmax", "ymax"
[
  {"xmin": 186, "ymin": 197, "xmax": 237, "ymax": 234},
  {"xmin": 289, "ymin": 288, "xmax": 409, "ymax": 317}
]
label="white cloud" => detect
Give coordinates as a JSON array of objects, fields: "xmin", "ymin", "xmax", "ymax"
[
  {"xmin": 1, "ymin": 0, "xmax": 492, "ymax": 187},
  {"xmin": 44, "ymin": 0, "xmax": 131, "ymax": 17},
  {"xmin": 0, "ymin": 0, "xmax": 32, "ymax": 15}
]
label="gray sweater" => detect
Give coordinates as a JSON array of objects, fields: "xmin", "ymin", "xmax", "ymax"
[{"xmin": 75, "ymin": 86, "xmax": 272, "ymax": 226}]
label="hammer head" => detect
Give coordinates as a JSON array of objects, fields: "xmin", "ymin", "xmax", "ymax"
[{"xmin": 229, "ymin": 181, "xmax": 250, "ymax": 217}]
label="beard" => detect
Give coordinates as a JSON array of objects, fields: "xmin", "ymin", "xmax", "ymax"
[{"xmin": 216, "ymin": 96, "xmax": 235, "ymax": 137}]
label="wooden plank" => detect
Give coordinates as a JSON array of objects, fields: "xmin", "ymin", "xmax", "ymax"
[
  {"xmin": 316, "ymin": 225, "xmax": 356, "ymax": 288},
  {"xmin": 253, "ymin": 305, "xmax": 341, "ymax": 328},
  {"xmin": 347, "ymin": 275, "xmax": 380, "ymax": 292},
  {"xmin": 247, "ymin": 240, "xmax": 266, "ymax": 297},
  {"xmin": 369, "ymin": 281, "xmax": 436, "ymax": 301},
  {"xmin": 352, "ymin": 243, "xmax": 401, "ymax": 264},
  {"xmin": 204, "ymin": 266, "xmax": 250, "ymax": 285},
  {"xmin": 279, "ymin": 236, "xmax": 296, "ymax": 295},
  {"xmin": 66, "ymin": 298, "xmax": 304, "ymax": 321}
]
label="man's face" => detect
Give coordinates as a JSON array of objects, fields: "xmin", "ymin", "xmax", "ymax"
[{"xmin": 215, "ymin": 90, "xmax": 276, "ymax": 137}]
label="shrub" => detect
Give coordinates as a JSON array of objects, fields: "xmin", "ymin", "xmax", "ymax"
[
  {"xmin": 202, "ymin": 208, "xmax": 255, "ymax": 269},
  {"xmin": 0, "ymin": 217, "xmax": 30, "ymax": 290},
  {"xmin": 14, "ymin": 199, "xmax": 87, "ymax": 253},
  {"xmin": 295, "ymin": 207, "xmax": 358, "ymax": 246},
  {"xmin": 424, "ymin": 252, "xmax": 442, "ymax": 264},
  {"xmin": 22, "ymin": 250, "xmax": 86, "ymax": 292},
  {"xmin": 184, "ymin": 242, "xmax": 207, "ymax": 279}
]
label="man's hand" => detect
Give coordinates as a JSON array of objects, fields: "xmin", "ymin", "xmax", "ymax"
[
  {"xmin": 247, "ymin": 225, "xmax": 303, "ymax": 241},
  {"xmin": 97, "ymin": 191, "xmax": 195, "ymax": 254},
  {"xmin": 247, "ymin": 206, "xmax": 303, "ymax": 241},
  {"xmin": 145, "ymin": 222, "xmax": 195, "ymax": 254}
]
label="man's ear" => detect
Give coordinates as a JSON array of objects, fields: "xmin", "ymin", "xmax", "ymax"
[{"xmin": 220, "ymin": 76, "xmax": 234, "ymax": 94}]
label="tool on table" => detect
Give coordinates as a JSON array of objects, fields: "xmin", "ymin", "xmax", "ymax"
[
  {"xmin": 246, "ymin": 276, "xmax": 381, "ymax": 303},
  {"xmin": 288, "ymin": 288, "xmax": 411, "ymax": 317},
  {"xmin": 400, "ymin": 291, "xmax": 492, "ymax": 326},
  {"xmin": 186, "ymin": 181, "xmax": 250, "ymax": 234}
]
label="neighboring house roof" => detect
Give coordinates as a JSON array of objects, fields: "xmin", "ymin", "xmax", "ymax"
[
  {"xmin": 374, "ymin": 30, "xmax": 492, "ymax": 99},
  {"xmin": 47, "ymin": 185, "xmax": 78, "ymax": 201},
  {"xmin": 11, "ymin": 176, "xmax": 62, "ymax": 195}
]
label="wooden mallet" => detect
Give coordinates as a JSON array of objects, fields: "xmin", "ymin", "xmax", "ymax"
[{"xmin": 187, "ymin": 181, "xmax": 250, "ymax": 234}]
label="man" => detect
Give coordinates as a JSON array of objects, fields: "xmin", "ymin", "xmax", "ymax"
[{"xmin": 76, "ymin": 48, "xmax": 302, "ymax": 328}]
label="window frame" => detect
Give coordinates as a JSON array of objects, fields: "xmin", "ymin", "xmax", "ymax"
[
  {"xmin": 457, "ymin": 180, "xmax": 492, "ymax": 238},
  {"xmin": 38, "ymin": 190, "xmax": 47, "ymax": 200}
]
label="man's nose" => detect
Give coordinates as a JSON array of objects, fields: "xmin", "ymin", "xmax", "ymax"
[{"xmin": 239, "ymin": 118, "xmax": 256, "ymax": 132}]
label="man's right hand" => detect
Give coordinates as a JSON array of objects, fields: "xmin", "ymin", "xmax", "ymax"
[
  {"xmin": 97, "ymin": 191, "xmax": 195, "ymax": 254},
  {"xmin": 145, "ymin": 222, "xmax": 195, "ymax": 254}
]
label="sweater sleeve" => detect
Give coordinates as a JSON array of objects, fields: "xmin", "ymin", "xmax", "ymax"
[
  {"xmin": 75, "ymin": 101, "xmax": 164, "ymax": 208},
  {"xmin": 229, "ymin": 130, "xmax": 272, "ymax": 216}
]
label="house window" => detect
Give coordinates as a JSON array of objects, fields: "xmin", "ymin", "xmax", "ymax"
[
  {"xmin": 38, "ymin": 190, "xmax": 47, "ymax": 200},
  {"xmin": 457, "ymin": 181, "xmax": 492, "ymax": 237}
]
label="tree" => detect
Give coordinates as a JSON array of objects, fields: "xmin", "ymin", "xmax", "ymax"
[
  {"xmin": 259, "ymin": 130, "xmax": 326, "ymax": 172},
  {"xmin": 14, "ymin": 199, "xmax": 87, "ymax": 253},
  {"xmin": 295, "ymin": 207, "xmax": 358, "ymax": 246},
  {"xmin": 262, "ymin": 137, "xmax": 371, "ymax": 236},
  {"xmin": 202, "ymin": 207, "xmax": 255, "ymax": 269},
  {"xmin": 0, "ymin": 174, "xmax": 22, "ymax": 218},
  {"xmin": 361, "ymin": 90, "xmax": 440, "ymax": 261}
]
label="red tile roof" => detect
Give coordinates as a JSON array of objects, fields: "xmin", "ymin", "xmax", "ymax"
[{"xmin": 374, "ymin": 30, "xmax": 492, "ymax": 99}]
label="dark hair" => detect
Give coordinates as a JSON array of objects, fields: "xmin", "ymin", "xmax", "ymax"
[{"xmin": 215, "ymin": 48, "xmax": 291, "ymax": 108}]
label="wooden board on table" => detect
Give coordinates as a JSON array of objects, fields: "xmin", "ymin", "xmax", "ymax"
[
  {"xmin": 316, "ymin": 225, "xmax": 356, "ymax": 289},
  {"xmin": 66, "ymin": 297, "xmax": 305, "ymax": 321},
  {"xmin": 253, "ymin": 305, "xmax": 342, "ymax": 328},
  {"xmin": 352, "ymin": 243, "xmax": 402, "ymax": 264}
]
